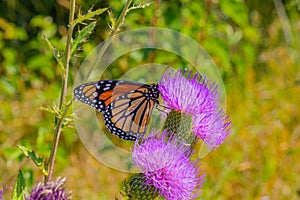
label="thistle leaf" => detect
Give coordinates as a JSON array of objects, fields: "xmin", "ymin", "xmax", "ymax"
[
  {"xmin": 12, "ymin": 170, "xmax": 26, "ymax": 200},
  {"xmin": 73, "ymin": 8, "xmax": 108, "ymax": 26},
  {"xmin": 18, "ymin": 145, "xmax": 48, "ymax": 175},
  {"xmin": 42, "ymin": 34, "xmax": 65, "ymax": 73},
  {"xmin": 71, "ymin": 21, "xmax": 96, "ymax": 55}
]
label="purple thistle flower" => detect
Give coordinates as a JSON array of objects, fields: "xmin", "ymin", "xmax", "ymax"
[
  {"xmin": 158, "ymin": 68, "xmax": 231, "ymax": 149},
  {"xmin": 132, "ymin": 130, "xmax": 204, "ymax": 200},
  {"xmin": 27, "ymin": 177, "xmax": 71, "ymax": 200},
  {"xmin": 0, "ymin": 186, "xmax": 4, "ymax": 200}
]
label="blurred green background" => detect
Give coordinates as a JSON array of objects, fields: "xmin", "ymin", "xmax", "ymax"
[{"xmin": 1, "ymin": 0, "xmax": 300, "ymax": 199}]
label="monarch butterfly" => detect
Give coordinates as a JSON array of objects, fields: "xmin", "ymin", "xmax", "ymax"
[{"xmin": 73, "ymin": 80, "xmax": 160, "ymax": 140}]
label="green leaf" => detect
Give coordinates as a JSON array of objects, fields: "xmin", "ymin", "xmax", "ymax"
[
  {"xmin": 71, "ymin": 21, "xmax": 97, "ymax": 55},
  {"xmin": 42, "ymin": 34, "xmax": 65, "ymax": 71},
  {"xmin": 107, "ymin": 10, "xmax": 116, "ymax": 30},
  {"xmin": 73, "ymin": 8, "xmax": 108, "ymax": 26},
  {"xmin": 18, "ymin": 145, "xmax": 48, "ymax": 175},
  {"xmin": 39, "ymin": 105, "xmax": 56, "ymax": 115},
  {"xmin": 12, "ymin": 170, "xmax": 26, "ymax": 200}
]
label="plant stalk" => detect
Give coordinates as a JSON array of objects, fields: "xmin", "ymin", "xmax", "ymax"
[
  {"xmin": 46, "ymin": 0, "xmax": 76, "ymax": 183},
  {"xmin": 84, "ymin": 0, "xmax": 133, "ymax": 81}
]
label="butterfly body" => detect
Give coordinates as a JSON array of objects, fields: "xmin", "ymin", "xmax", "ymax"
[{"xmin": 74, "ymin": 80, "xmax": 159, "ymax": 140}]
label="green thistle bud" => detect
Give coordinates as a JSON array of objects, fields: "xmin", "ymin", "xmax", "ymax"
[
  {"xmin": 122, "ymin": 173, "xmax": 159, "ymax": 200},
  {"xmin": 163, "ymin": 109, "xmax": 196, "ymax": 149}
]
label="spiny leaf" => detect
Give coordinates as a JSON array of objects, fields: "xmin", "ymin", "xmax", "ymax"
[
  {"xmin": 73, "ymin": 8, "xmax": 108, "ymax": 26},
  {"xmin": 61, "ymin": 99, "xmax": 74, "ymax": 126},
  {"xmin": 71, "ymin": 21, "xmax": 96, "ymax": 55},
  {"xmin": 39, "ymin": 106, "xmax": 56, "ymax": 115},
  {"xmin": 107, "ymin": 9, "xmax": 116, "ymax": 32},
  {"xmin": 39, "ymin": 104, "xmax": 60, "ymax": 118},
  {"xmin": 127, "ymin": 2, "xmax": 153, "ymax": 12},
  {"xmin": 18, "ymin": 145, "xmax": 48, "ymax": 176},
  {"xmin": 62, "ymin": 117, "xmax": 74, "ymax": 127},
  {"xmin": 42, "ymin": 34, "xmax": 65, "ymax": 71},
  {"xmin": 12, "ymin": 170, "xmax": 26, "ymax": 200}
]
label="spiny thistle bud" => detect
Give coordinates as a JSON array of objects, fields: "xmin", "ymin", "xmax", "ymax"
[
  {"xmin": 122, "ymin": 173, "xmax": 159, "ymax": 200},
  {"xmin": 163, "ymin": 109, "xmax": 195, "ymax": 147}
]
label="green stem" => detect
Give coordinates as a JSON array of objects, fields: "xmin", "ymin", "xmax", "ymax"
[
  {"xmin": 60, "ymin": 0, "xmax": 76, "ymax": 109},
  {"xmin": 84, "ymin": 0, "xmax": 133, "ymax": 81},
  {"xmin": 46, "ymin": 0, "xmax": 76, "ymax": 183}
]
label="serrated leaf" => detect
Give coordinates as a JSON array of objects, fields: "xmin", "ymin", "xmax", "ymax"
[
  {"xmin": 39, "ymin": 106, "xmax": 56, "ymax": 114},
  {"xmin": 12, "ymin": 170, "xmax": 26, "ymax": 200},
  {"xmin": 71, "ymin": 21, "xmax": 97, "ymax": 55},
  {"xmin": 127, "ymin": 2, "xmax": 153, "ymax": 12},
  {"xmin": 73, "ymin": 8, "xmax": 108, "ymax": 26},
  {"xmin": 62, "ymin": 117, "xmax": 74, "ymax": 127},
  {"xmin": 39, "ymin": 104, "xmax": 60, "ymax": 118},
  {"xmin": 107, "ymin": 9, "xmax": 116, "ymax": 30},
  {"xmin": 42, "ymin": 34, "xmax": 65, "ymax": 71},
  {"xmin": 18, "ymin": 145, "xmax": 48, "ymax": 175}
]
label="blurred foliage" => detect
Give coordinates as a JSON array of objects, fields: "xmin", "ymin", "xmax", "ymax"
[{"xmin": 0, "ymin": 0, "xmax": 300, "ymax": 199}]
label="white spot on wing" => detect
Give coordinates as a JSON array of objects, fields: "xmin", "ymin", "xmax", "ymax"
[{"xmin": 92, "ymin": 92, "xmax": 98, "ymax": 98}]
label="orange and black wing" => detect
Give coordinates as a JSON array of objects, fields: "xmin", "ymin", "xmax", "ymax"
[
  {"xmin": 73, "ymin": 80, "xmax": 159, "ymax": 140},
  {"xmin": 103, "ymin": 83, "xmax": 159, "ymax": 140}
]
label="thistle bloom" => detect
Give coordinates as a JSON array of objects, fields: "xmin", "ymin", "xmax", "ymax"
[
  {"xmin": 0, "ymin": 186, "xmax": 3, "ymax": 200},
  {"xmin": 132, "ymin": 130, "xmax": 204, "ymax": 200},
  {"xmin": 26, "ymin": 177, "xmax": 71, "ymax": 200},
  {"xmin": 158, "ymin": 68, "xmax": 231, "ymax": 149}
]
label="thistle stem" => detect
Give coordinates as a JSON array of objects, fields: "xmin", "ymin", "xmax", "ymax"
[
  {"xmin": 46, "ymin": 0, "xmax": 135, "ymax": 182},
  {"xmin": 84, "ymin": 0, "xmax": 133, "ymax": 81},
  {"xmin": 46, "ymin": 0, "xmax": 76, "ymax": 183}
]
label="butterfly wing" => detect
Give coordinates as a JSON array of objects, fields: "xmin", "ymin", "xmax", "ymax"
[
  {"xmin": 73, "ymin": 80, "xmax": 159, "ymax": 140},
  {"xmin": 74, "ymin": 80, "xmax": 111, "ymax": 113},
  {"xmin": 104, "ymin": 83, "xmax": 157, "ymax": 140}
]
